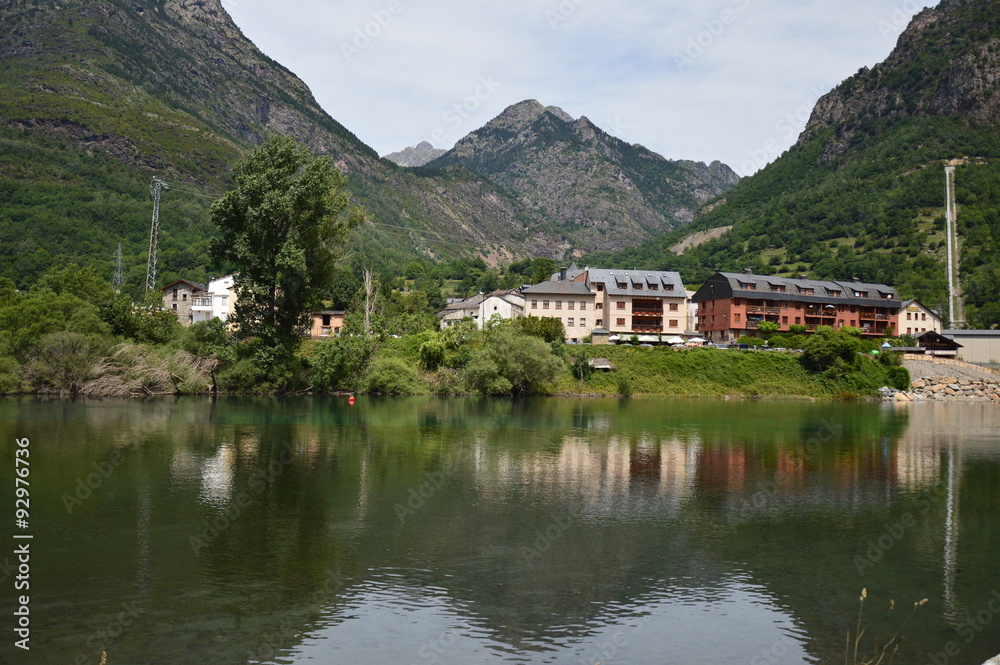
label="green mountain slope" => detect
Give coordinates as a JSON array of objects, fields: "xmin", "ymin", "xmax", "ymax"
[
  {"xmin": 593, "ymin": 0, "xmax": 1000, "ymax": 327},
  {"xmin": 0, "ymin": 0, "xmax": 565, "ymax": 289}
]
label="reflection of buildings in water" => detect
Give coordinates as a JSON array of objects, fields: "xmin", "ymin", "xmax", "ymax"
[
  {"xmin": 199, "ymin": 442, "xmax": 235, "ymax": 507},
  {"xmin": 475, "ymin": 434, "xmax": 701, "ymax": 514}
]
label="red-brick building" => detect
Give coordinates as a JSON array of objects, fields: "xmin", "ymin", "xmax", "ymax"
[{"xmin": 692, "ymin": 271, "xmax": 902, "ymax": 342}]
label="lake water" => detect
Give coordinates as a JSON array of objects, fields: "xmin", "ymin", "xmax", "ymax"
[{"xmin": 1, "ymin": 397, "xmax": 999, "ymax": 665}]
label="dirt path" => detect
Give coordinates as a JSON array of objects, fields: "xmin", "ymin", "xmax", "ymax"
[{"xmin": 903, "ymin": 357, "xmax": 1000, "ymax": 381}]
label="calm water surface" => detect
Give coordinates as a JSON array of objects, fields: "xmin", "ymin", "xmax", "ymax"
[{"xmin": 1, "ymin": 397, "xmax": 998, "ymax": 665}]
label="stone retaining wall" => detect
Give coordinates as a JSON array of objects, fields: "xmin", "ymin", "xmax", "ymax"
[{"xmin": 901, "ymin": 354, "xmax": 1000, "ymax": 376}]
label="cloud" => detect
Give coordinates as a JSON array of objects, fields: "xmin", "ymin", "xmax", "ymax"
[{"xmin": 226, "ymin": 0, "xmax": 935, "ymax": 175}]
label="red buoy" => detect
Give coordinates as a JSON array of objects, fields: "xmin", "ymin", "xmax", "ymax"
[{"xmin": 348, "ymin": 396, "xmax": 356, "ymax": 405}]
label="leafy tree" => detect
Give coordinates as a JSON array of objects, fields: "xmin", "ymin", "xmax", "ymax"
[
  {"xmin": 756, "ymin": 321, "xmax": 779, "ymax": 339},
  {"xmin": 210, "ymin": 136, "xmax": 364, "ymax": 357},
  {"xmin": 512, "ymin": 315, "xmax": 565, "ymax": 343}
]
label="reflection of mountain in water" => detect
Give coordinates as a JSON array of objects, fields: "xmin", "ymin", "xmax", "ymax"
[{"xmin": 5, "ymin": 398, "xmax": 1000, "ymax": 665}]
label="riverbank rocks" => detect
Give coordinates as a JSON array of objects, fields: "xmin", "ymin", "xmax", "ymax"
[{"xmin": 882, "ymin": 376, "xmax": 1000, "ymax": 403}]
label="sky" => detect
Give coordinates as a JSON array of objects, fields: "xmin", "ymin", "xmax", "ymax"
[{"xmin": 223, "ymin": 0, "xmax": 936, "ymax": 176}]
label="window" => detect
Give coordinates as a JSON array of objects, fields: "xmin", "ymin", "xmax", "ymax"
[
  {"xmin": 735, "ymin": 313, "xmax": 741, "ymax": 322},
  {"xmin": 795, "ymin": 317, "xmax": 801, "ymax": 324},
  {"xmin": 772, "ymin": 285, "xmax": 786, "ymax": 293},
  {"xmin": 634, "ymin": 283, "xmax": 643, "ymax": 290},
  {"xmin": 580, "ymin": 318, "xmax": 586, "ymax": 327},
  {"xmin": 665, "ymin": 284, "xmax": 674, "ymax": 291},
  {"xmin": 921, "ymin": 313, "xmax": 927, "ymax": 321},
  {"xmin": 568, "ymin": 301, "xmax": 575, "ymax": 310},
  {"xmin": 556, "ymin": 301, "xmax": 562, "ymax": 310},
  {"xmin": 596, "ymin": 319, "xmax": 603, "ymax": 327},
  {"xmin": 906, "ymin": 312, "xmax": 912, "ymax": 320},
  {"xmin": 854, "ymin": 290, "xmax": 867, "ymax": 298},
  {"xmin": 616, "ymin": 301, "xmax": 625, "ymax": 309},
  {"xmin": 649, "ymin": 283, "xmax": 658, "ymax": 291},
  {"xmin": 907, "ymin": 327, "xmax": 912, "ymax": 334},
  {"xmin": 567, "ymin": 318, "xmax": 574, "ymax": 327},
  {"xmin": 829, "ymin": 290, "xmax": 841, "ymax": 297},
  {"xmin": 669, "ymin": 320, "xmax": 678, "ymax": 328},
  {"xmin": 182, "ymin": 293, "xmax": 188, "ymax": 301},
  {"xmin": 669, "ymin": 303, "xmax": 679, "ymax": 311},
  {"xmin": 532, "ymin": 300, "xmax": 538, "ymax": 309},
  {"xmin": 616, "ymin": 318, "xmax": 625, "ymax": 326},
  {"xmin": 782, "ymin": 316, "xmax": 788, "ymax": 324},
  {"xmin": 172, "ymin": 303, "xmax": 177, "ymax": 311},
  {"xmin": 596, "ymin": 303, "xmax": 603, "ymax": 310},
  {"xmin": 596, "ymin": 283, "xmax": 604, "ymax": 291},
  {"xmin": 543, "ymin": 300, "xmax": 549, "ymax": 309},
  {"xmin": 172, "ymin": 289, "xmax": 178, "ymax": 301},
  {"xmin": 580, "ymin": 302, "xmax": 587, "ymax": 310},
  {"xmin": 322, "ymin": 314, "xmax": 331, "ymax": 326}
]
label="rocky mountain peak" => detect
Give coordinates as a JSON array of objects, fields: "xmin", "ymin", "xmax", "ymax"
[
  {"xmin": 384, "ymin": 141, "xmax": 447, "ymax": 167},
  {"xmin": 798, "ymin": 0, "xmax": 1000, "ymax": 162}
]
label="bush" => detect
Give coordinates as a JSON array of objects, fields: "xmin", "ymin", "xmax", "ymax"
[
  {"xmin": 418, "ymin": 339, "xmax": 446, "ymax": 371},
  {"xmin": 308, "ymin": 336, "xmax": 378, "ymax": 392},
  {"xmin": 801, "ymin": 330, "xmax": 862, "ymax": 371},
  {"xmin": 460, "ymin": 326, "xmax": 563, "ymax": 395},
  {"xmin": 736, "ymin": 335, "xmax": 765, "ymax": 347},
  {"xmin": 512, "ymin": 315, "xmax": 565, "ymax": 343},
  {"xmin": 23, "ymin": 332, "xmax": 105, "ymax": 393},
  {"xmin": 887, "ymin": 366, "xmax": 911, "ymax": 390},
  {"xmin": 365, "ymin": 358, "xmax": 425, "ymax": 395},
  {"xmin": 617, "ymin": 376, "xmax": 633, "ymax": 397}
]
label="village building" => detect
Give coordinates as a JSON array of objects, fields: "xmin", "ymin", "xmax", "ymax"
[
  {"xmin": 900, "ymin": 299, "xmax": 942, "ymax": 337},
  {"xmin": 522, "ymin": 265, "xmax": 688, "ymax": 342},
  {"xmin": 437, "ymin": 290, "xmax": 526, "ymax": 330},
  {"xmin": 942, "ymin": 329, "xmax": 1000, "ymax": 364},
  {"xmin": 161, "ymin": 275, "xmax": 237, "ymax": 326},
  {"xmin": 692, "ymin": 271, "xmax": 902, "ymax": 342},
  {"xmin": 309, "ymin": 310, "xmax": 346, "ymax": 338}
]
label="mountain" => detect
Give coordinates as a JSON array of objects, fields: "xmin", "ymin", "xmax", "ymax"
[
  {"xmin": 594, "ymin": 0, "xmax": 1000, "ymax": 328},
  {"xmin": 0, "ymin": 0, "xmax": 574, "ymax": 288},
  {"xmin": 428, "ymin": 100, "xmax": 740, "ymax": 253},
  {"xmin": 384, "ymin": 141, "xmax": 447, "ymax": 167}
]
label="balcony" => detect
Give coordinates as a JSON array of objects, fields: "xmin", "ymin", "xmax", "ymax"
[
  {"xmin": 632, "ymin": 325, "xmax": 663, "ymax": 333},
  {"xmin": 191, "ymin": 297, "xmax": 213, "ymax": 311},
  {"xmin": 765, "ymin": 307, "xmax": 780, "ymax": 314},
  {"xmin": 632, "ymin": 308, "xmax": 663, "ymax": 317},
  {"xmin": 746, "ymin": 306, "xmax": 763, "ymax": 314}
]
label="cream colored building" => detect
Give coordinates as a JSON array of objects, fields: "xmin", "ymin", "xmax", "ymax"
[{"xmin": 900, "ymin": 299, "xmax": 942, "ymax": 337}]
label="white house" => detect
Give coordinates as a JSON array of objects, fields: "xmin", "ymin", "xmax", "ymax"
[
  {"xmin": 190, "ymin": 274, "xmax": 237, "ymax": 325},
  {"xmin": 438, "ymin": 290, "xmax": 526, "ymax": 329}
]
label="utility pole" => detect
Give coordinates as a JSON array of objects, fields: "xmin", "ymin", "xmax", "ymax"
[
  {"xmin": 944, "ymin": 163, "xmax": 965, "ymax": 328},
  {"xmin": 145, "ymin": 177, "xmax": 167, "ymax": 293},
  {"xmin": 113, "ymin": 242, "xmax": 124, "ymax": 292}
]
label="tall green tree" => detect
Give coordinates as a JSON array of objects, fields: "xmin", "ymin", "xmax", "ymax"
[{"xmin": 211, "ymin": 136, "xmax": 364, "ymax": 355}]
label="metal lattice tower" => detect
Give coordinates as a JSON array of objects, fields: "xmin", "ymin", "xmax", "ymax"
[
  {"xmin": 145, "ymin": 177, "xmax": 167, "ymax": 292},
  {"xmin": 113, "ymin": 242, "xmax": 124, "ymax": 292}
]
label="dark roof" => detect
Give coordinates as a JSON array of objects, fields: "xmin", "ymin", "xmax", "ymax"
[
  {"xmin": 160, "ymin": 279, "xmax": 206, "ymax": 292},
  {"xmin": 522, "ymin": 281, "xmax": 593, "ymax": 296},
  {"xmin": 943, "ymin": 329, "xmax": 1000, "ymax": 337},
  {"xmin": 692, "ymin": 272, "xmax": 901, "ymax": 309},
  {"xmin": 919, "ymin": 330, "xmax": 963, "ymax": 349},
  {"xmin": 556, "ymin": 267, "xmax": 684, "ymax": 297}
]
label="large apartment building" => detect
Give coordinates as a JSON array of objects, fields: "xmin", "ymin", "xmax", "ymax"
[
  {"xmin": 692, "ymin": 271, "xmax": 902, "ymax": 342},
  {"xmin": 523, "ymin": 266, "xmax": 688, "ymax": 342}
]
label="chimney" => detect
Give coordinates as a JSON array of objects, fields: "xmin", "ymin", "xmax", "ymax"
[
  {"xmin": 798, "ymin": 274, "xmax": 808, "ymax": 279},
  {"xmin": 559, "ymin": 267, "xmax": 567, "ymax": 281},
  {"xmin": 743, "ymin": 268, "xmax": 753, "ymax": 275},
  {"xmin": 852, "ymin": 276, "xmax": 860, "ymax": 282}
]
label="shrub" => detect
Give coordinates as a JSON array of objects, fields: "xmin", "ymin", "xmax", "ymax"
[
  {"xmin": 418, "ymin": 339, "xmax": 446, "ymax": 371},
  {"xmin": 308, "ymin": 336, "xmax": 378, "ymax": 392},
  {"xmin": 736, "ymin": 335, "xmax": 765, "ymax": 347},
  {"xmin": 801, "ymin": 330, "xmax": 862, "ymax": 371},
  {"xmin": 887, "ymin": 366, "xmax": 911, "ymax": 390},
  {"xmin": 617, "ymin": 376, "xmax": 633, "ymax": 397},
  {"xmin": 513, "ymin": 315, "xmax": 565, "ymax": 343},
  {"xmin": 365, "ymin": 358, "xmax": 425, "ymax": 395}
]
